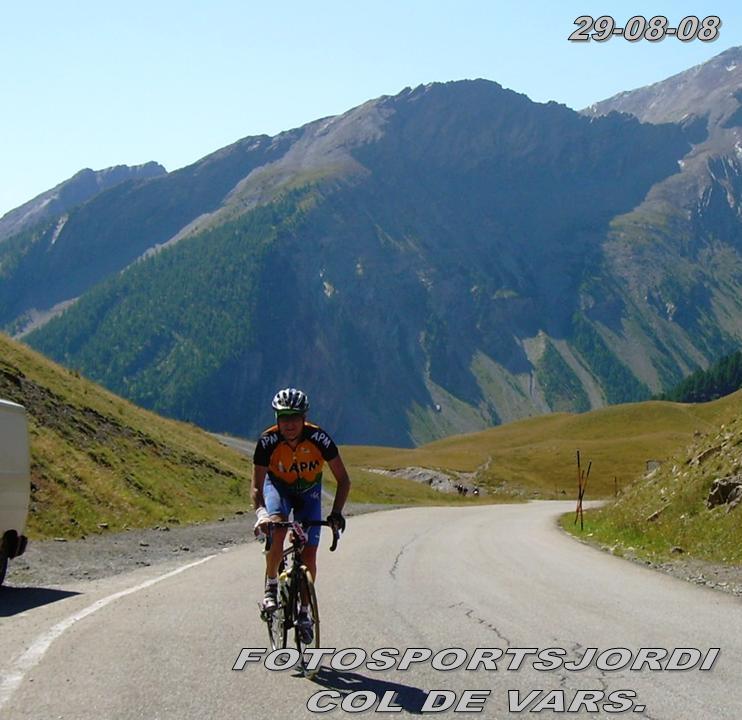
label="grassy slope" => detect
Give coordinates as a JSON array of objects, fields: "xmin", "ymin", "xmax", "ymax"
[
  {"xmin": 562, "ymin": 392, "xmax": 742, "ymax": 564},
  {"xmin": 1, "ymin": 332, "xmax": 255, "ymax": 539},
  {"xmin": 344, "ymin": 395, "xmax": 741, "ymax": 499}
]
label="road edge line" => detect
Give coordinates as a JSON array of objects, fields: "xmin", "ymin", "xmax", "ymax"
[{"xmin": 0, "ymin": 554, "xmax": 216, "ymax": 710}]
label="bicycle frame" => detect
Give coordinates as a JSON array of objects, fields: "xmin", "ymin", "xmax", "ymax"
[{"xmin": 260, "ymin": 519, "xmax": 340, "ymax": 666}]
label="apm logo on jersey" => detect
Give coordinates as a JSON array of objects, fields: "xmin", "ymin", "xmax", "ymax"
[
  {"xmin": 261, "ymin": 433, "xmax": 278, "ymax": 449},
  {"xmin": 310, "ymin": 431, "xmax": 332, "ymax": 449},
  {"xmin": 289, "ymin": 460, "xmax": 320, "ymax": 474}
]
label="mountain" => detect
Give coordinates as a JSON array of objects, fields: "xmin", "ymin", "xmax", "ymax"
[
  {"xmin": 12, "ymin": 48, "xmax": 742, "ymax": 446},
  {"xmin": 583, "ymin": 46, "xmax": 742, "ymax": 223},
  {"xmin": 578, "ymin": 45, "xmax": 742, "ymax": 399},
  {"xmin": 0, "ymin": 138, "xmax": 297, "ymax": 335},
  {"xmin": 0, "ymin": 162, "xmax": 166, "ymax": 244},
  {"xmin": 584, "ymin": 46, "xmax": 742, "ymax": 125}
]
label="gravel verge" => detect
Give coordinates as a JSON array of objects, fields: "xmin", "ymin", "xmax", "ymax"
[
  {"xmin": 3, "ymin": 502, "xmax": 395, "ymax": 589},
  {"xmin": 614, "ymin": 552, "xmax": 742, "ymax": 597},
  {"xmin": 563, "ymin": 530, "xmax": 742, "ymax": 598}
]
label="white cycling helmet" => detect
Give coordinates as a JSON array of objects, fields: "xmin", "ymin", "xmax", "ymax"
[{"xmin": 271, "ymin": 387, "xmax": 309, "ymax": 416}]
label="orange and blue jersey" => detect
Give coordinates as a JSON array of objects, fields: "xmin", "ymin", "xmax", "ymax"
[{"xmin": 253, "ymin": 421, "xmax": 339, "ymax": 491}]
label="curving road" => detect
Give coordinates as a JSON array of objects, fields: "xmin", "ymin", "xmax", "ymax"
[{"xmin": 1, "ymin": 502, "xmax": 741, "ymax": 718}]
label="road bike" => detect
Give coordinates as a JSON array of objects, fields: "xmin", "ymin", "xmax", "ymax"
[{"xmin": 259, "ymin": 519, "xmax": 340, "ymax": 676}]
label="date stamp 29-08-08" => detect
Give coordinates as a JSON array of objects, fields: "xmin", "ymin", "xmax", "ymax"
[{"xmin": 569, "ymin": 15, "xmax": 721, "ymax": 43}]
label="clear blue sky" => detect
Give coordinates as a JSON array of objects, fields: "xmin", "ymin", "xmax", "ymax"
[{"xmin": 1, "ymin": 1, "xmax": 739, "ymax": 218}]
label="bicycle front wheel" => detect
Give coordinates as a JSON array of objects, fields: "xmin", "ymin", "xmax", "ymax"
[
  {"xmin": 266, "ymin": 573, "xmax": 290, "ymax": 651},
  {"xmin": 295, "ymin": 566, "xmax": 320, "ymax": 675},
  {"xmin": 266, "ymin": 603, "xmax": 287, "ymax": 651}
]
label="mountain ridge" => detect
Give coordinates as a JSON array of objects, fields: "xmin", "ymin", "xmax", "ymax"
[
  {"xmin": 0, "ymin": 134, "xmax": 299, "ymax": 335},
  {"xmin": 24, "ymin": 79, "xmax": 695, "ymax": 445},
  {"xmin": 8, "ymin": 48, "xmax": 742, "ymax": 445},
  {"xmin": 0, "ymin": 162, "xmax": 166, "ymax": 244}
]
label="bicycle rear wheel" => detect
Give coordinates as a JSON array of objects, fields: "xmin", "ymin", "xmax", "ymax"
[{"xmin": 294, "ymin": 566, "xmax": 320, "ymax": 676}]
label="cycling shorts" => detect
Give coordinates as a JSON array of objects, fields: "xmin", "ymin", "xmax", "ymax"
[{"xmin": 263, "ymin": 475, "xmax": 322, "ymax": 547}]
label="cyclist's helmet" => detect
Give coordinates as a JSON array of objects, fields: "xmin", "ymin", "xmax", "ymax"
[{"xmin": 272, "ymin": 387, "xmax": 309, "ymax": 417}]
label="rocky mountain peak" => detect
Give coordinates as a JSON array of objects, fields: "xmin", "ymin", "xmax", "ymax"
[
  {"xmin": 0, "ymin": 162, "xmax": 166, "ymax": 244},
  {"xmin": 584, "ymin": 45, "xmax": 742, "ymax": 127}
]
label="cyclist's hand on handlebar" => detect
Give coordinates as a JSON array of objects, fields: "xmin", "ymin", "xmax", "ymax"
[
  {"xmin": 327, "ymin": 511, "xmax": 346, "ymax": 533},
  {"xmin": 254, "ymin": 507, "xmax": 271, "ymax": 538}
]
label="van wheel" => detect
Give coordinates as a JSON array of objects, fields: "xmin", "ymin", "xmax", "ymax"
[{"xmin": 0, "ymin": 551, "xmax": 7, "ymax": 587}]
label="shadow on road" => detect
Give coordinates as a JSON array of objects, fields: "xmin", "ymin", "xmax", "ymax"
[
  {"xmin": 0, "ymin": 586, "xmax": 80, "ymax": 616},
  {"xmin": 307, "ymin": 667, "xmax": 429, "ymax": 714}
]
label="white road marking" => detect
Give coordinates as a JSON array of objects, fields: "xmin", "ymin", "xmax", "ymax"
[{"xmin": 0, "ymin": 554, "xmax": 216, "ymax": 711}]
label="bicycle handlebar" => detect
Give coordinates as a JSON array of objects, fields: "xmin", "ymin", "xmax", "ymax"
[{"xmin": 263, "ymin": 519, "xmax": 342, "ymax": 553}]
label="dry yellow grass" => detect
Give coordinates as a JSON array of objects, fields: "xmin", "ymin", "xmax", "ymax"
[{"xmin": 343, "ymin": 393, "xmax": 742, "ymax": 500}]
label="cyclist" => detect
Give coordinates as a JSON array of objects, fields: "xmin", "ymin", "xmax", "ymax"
[{"xmin": 251, "ymin": 387, "xmax": 350, "ymax": 642}]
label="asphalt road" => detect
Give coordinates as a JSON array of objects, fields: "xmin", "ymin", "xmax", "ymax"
[{"xmin": 1, "ymin": 502, "xmax": 740, "ymax": 719}]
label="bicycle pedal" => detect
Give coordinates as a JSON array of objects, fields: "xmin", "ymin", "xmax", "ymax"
[{"xmin": 258, "ymin": 601, "xmax": 277, "ymax": 620}]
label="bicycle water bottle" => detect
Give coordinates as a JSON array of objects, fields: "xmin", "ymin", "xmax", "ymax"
[{"xmin": 279, "ymin": 569, "xmax": 289, "ymax": 607}]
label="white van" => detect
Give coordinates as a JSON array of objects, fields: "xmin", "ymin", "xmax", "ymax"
[{"xmin": 0, "ymin": 398, "xmax": 30, "ymax": 586}]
